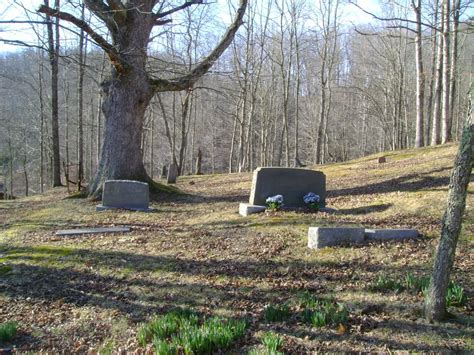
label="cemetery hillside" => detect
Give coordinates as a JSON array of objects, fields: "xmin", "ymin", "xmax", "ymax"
[{"xmin": 0, "ymin": 143, "xmax": 472, "ymax": 353}]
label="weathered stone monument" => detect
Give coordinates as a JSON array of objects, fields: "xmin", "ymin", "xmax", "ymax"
[
  {"xmin": 249, "ymin": 167, "xmax": 326, "ymax": 207},
  {"xmin": 96, "ymin": 180, "xmax": 151, "ymax": 211},
  {"xmin": 167, "ymin": 163, "xmax": 179, "ymax": 184}
]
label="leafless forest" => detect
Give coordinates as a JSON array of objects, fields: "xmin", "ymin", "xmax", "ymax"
[{"xmin": 0, "ymin": 0, "xmax": 473, "ymax": 197}]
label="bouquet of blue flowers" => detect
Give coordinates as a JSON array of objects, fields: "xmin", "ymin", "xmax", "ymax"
[
  {"xmin": 266, "ymin": 194, "xmax": 284, "ymax": 210},
  {"xmin": 303, "ymin": 192, "xmax": 320, "ymax": 211}
]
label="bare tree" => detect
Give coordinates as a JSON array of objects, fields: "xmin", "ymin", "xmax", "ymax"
[{"xmin": 39, "ymin": 0, "xmax": 248, "ymax": 196}]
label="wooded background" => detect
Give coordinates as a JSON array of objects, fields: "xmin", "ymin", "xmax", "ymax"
[{"xmin": 0, "ymin": 0, "xmax": 472, "ymax": 197}]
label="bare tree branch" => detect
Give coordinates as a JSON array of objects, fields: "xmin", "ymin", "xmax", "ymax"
[
  {"xmin": 37, "ymin": 4, "xmax": 124, "ymax": 71},
  {"xmin": 151, "ymin": 0, "xmax": 248, "ymax": 92},
  {"xmin": 155, "ymin": 0, "xmax": 203, "ymax": 19},
  {"xmin": 348, "ymin": 0, "xmax": 438, "ymax": 31},
  {"xmin": 0, "ymin": 38, "xmax": 46, "ymax": 49},
  {"xmin": 0, "ymin": 20, "xmax": 51, "ymax": 25}
]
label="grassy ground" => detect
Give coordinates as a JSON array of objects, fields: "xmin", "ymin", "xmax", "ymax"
[{"xmin": 0, "ymin": 143, "xmax": 472, "ymax": 353}]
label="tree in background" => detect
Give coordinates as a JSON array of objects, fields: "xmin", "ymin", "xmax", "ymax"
[{"xmin": 38, "ymin": 0, "xmax": 248, "ymax": 196}]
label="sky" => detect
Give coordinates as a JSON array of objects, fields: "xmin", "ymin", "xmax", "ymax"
[{"xmin": 0, "ymin": 0, "xmax": 385, "ymax": 53}]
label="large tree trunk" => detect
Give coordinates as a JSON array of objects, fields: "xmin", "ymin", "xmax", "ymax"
[
  {"xmin": 89, "ymin": 69, "xmax": 153, "ymax": 196},
  {"xmin": 425, "ymin": 84, "xmax": 473, "ymax": 321}
]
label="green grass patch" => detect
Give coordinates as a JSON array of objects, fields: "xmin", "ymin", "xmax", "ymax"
[
  {"xmin": 137, "ymin": 308, "xmax": 248, "ymax": 354},
  {"xmin": 445, "ymin": 283, "xmax": 468, "ymax": 307},
  {"xmin": 0, "ymin": 265, "xmax": 13, "ymax": 275},
  {"xmin": 98, "ymin": 340, "xmax": 115, "ymax": 355},
  {"xmin": 261, "ymin": 332, "xmax": 284, "ymax": 355},
  {"xmin": 0, "ymin": 321, "xmax": 18, "ymax": 342},
  {"xmin": 301, "ymin": 300, "xmax": 349, "ymax": 328},
  {"xmin": 263, "ymin": 304, "xmax": 292, "ymax": 322},
  {"xmin": 370, "ymin": 273, "xmax": 468, "ymax": 307}
]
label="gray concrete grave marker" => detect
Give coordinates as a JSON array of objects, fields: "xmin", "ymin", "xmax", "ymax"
[
  {"xmin": 96, "ymin": 180, "xmax": 151, "ymax": 211},
  {"xmin": 249, "ymin": 167, "xmax": 326, "ymax": 207},
  {"xmin": 308, "ymin": 227, "xmax": 365, "ymax": 249},
  {"xmin": 167, "ymin": 163, "xmax": 179, "ymax": 184}
]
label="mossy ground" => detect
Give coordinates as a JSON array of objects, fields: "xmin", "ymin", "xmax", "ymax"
[{"xmin": 0, "ymin": 143, "xmax": 472, "ymax": 352}]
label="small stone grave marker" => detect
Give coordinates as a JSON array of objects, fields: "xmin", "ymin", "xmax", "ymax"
[
  {"xmin": 167, "ymin": 163, "xmax": 179, "ymax": 184},
  {"xmin": 239, "ymin": 203, "xmax": 266, "ymax": 216},
  {"xmin": 96, "ymin": 180, "xmax": 151, "ymax": 211}
]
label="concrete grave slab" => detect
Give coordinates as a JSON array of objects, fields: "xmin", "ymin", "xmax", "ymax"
[
  {"xmin": 249, "ymin": 167, "xmax": 326, "ymax": 207},
  {"xmin": 308, "ymin": 227, "xmax": 365, "ymax": 249},
  {"xmin": 239, "ymin": 203, "xmax": 266, "ymax": 217},
  {"xmin": 56, "ymin": 227, "xmax": 131, "ymax": 236},
  {"xmin": 365, "ymin": 228, "xmax": 419, "ymax": 241},
  {"xmin": 96, "ymin": 180, "xmax": 151, "ymax": 211}
]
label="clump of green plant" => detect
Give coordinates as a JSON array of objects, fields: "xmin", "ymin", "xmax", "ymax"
[
  {"xmin": 261, "ymin": 332, "xmax": 284, "ymax": 355},
  {"xmin": 98, "ymin": 340, "xmax": 115, "ymax": 355},
  {"xmin": 296, "ymin": 292, "xmax": 349, "ymax": 328},
  {"xmin": 0, "ymin": 265, "xmax": 13, "ymax": 275},
  {"xmin": 0, "ymin": 321, "xmax": 18, "ymax": 342},
  {"xmin": 445, "ymin": 283, "xmax": 467, "ymax": 307},
  {"xmin": 263, "ymin": 304, "xmax": 291, "ymax": 322},
  {"xmin": 371, "ymin": 273, "xmax": 468, "ymax": 308},
  {"xmin": 137, "ymin": 308, "xmax": 198, "ymax": 346},
  {"xmin": 137, "ymin": 308, "xmax": 248, "ymax": 354},
  {"xmin": 369, "ymin": 274, "xmax": 404, "ymax": 293},
  {"xmin": 302, "ymin": 300, "xmax": 349, "ymax": 328},
  {"xmin": 404, "ymin": 273, "xmax": 430, "ymax": 293}
]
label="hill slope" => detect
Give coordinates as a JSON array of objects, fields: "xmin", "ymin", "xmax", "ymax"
[{"xmin": 0, "ymin": 143, "xmax": 472, "ymax": 352}]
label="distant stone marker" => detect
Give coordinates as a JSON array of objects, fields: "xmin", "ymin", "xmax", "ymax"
[
  {"xmin": 249, "ymin": 167, "xmax": 326, "ymax": 207},
  {"xmin": 96, "ymin": 180, "xmax": 151, "ymax": 211},
  {"xmin": 167, "ymin": 163, "xmax": 179, "ymax": 184},
  {"xmin": 56, "ymin": 227, "xmax": 131, "ymax": 236},
  {"xmin": 378, "ymin": 156, "xmax": 387, "ymax": 164}
]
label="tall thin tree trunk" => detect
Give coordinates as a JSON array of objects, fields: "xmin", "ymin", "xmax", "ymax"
[
  {"xmin": 77, "ymin": 6, "xmax": 85, "ymax": 191},
  {"xmin": 426, "ymin": 0, "xmax": 439, "ymax": 145},
  {"xmin": 425, "ymin": 83, "xmax": 473, "ymax": 321},
  {"xmin": 45, "ymin": 0, "xmax": 62, "ymax": 186},
  {"xmin": 441, "ymin": 0, "xmax": 451, "ymax": 143},
  {"xmin": 449, "ymin": 0, "xmax": 460, "ymax": 136},
  {"xmin": 431, "ymin": 15, "xmax": 444, "ymax": 145},
  {"xmin": 413, "ymin": 0, "xmax": 425, "ymax": 147},
  {"xmin": 38, "ymin": 56, "xmax": 45, "ymax": 193}
]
